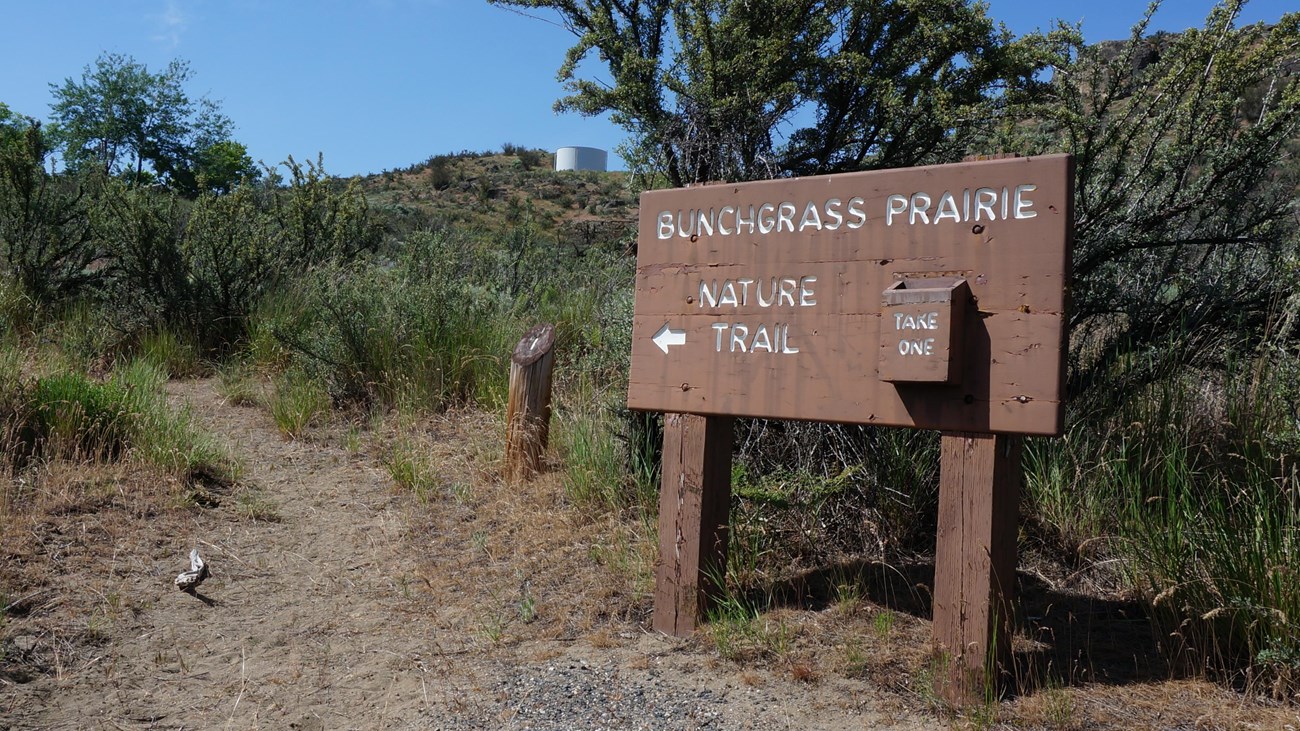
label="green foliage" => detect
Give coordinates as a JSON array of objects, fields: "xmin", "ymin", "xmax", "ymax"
[
  {"xmin": 112, "ymin": 359, "xmax": 228, "ymax": 477},
  {"xmin": 0, "ymin": 121, "xmax": 97, "ymax": 305},
  {"xmin": 94, "ymin": 180, "xmax": 191, "ymax": 332},
  {"xmin": 995, "ymin": 3, "xmax": 1300, "ymax": 399},
  {"xmin": 263, "ymin": 155, "xmax": 381, "ymax": 264},
  {"xmin": 265, "ymin": 229, "xmax": 515, "ymax": 412},
  {"xmin": 0, "ymin": 357, "xmax": 226, "ymax": 477},
  {"xmin": 193, "ymin": 139, "xmax": 259, "ymax": 194},
  {"xmin": 95, "ymin": 156, "xmax": 380, "ymax": 350},
  {"xmin": 1024, "ymin": 351, "xmax": 1300, "ymax": 690},
  {"xmin": 269, "ymin": 368, "xmax": 331, "ymax": 437},
  {"xmin": 556, "ymin": 388, "xmax": 656, "ymax": 511},
  {"xmin": 382, "ymin": 438, "xmax": 441, "ymax": 502},
  {"xmin": 493, "ymin": 0, "xmax": 1054, "ymax": 186},
  {"xmin": 31, "ymin": 370, "xmax": 133, "ymax": 461},
  {"xmin": 48, "ymin": 53, "xmax": 239, "ymax": 195}
]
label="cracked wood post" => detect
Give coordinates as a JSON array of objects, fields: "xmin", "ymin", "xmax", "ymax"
[
  {"xmin": 504, "ymin": 324, "xmax": 555, "ymax": 482},
  {"xmin": 653, "ymin": 413, "xmax": 733, "ymax": 636},
  {"xmin": 932, "ymin": 432, "xmax": 1022, "ymax": 704}
]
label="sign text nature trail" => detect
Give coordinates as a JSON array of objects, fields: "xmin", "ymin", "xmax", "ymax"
[{"xmin": 627, "ymin": 154, "xmax": 1073, "ymax": 437}]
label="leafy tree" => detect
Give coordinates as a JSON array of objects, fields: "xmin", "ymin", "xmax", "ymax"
[
  {"xmin": 48, "ymin": 53, "xmax": 242, "ymax": 195},
  {"xmin": 192, "ymin": 139, "xmax": 260, "ymax": 194},
  {"xmin": 0, "ymin": 103, "xmax": 27, "ymax": 146},
  {"xmin": 491, "ymin": 0, "xmax": 1053, "ymax": 186}
]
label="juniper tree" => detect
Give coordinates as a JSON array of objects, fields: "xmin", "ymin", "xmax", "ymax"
[
  {"xmin": 986, "ymin": 2, "xmax": 1300, "ymax": 399},
  {"xmin": 492, "ymin": 0, "xmax": 1052, "ymax": 186}
]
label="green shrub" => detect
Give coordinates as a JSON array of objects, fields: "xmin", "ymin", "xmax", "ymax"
[
  {"xmin": 0, "ymin": 356, "xmax": 226, "ymax": 478},
  {"xmin": 0, "ymin": 125, "xmax": 97, "ymax": 307},
  {"xmin": 267, "ymin": 230, "xmax": 516, "ymax": 413},
  {"xmin": 113, "ymin": 358, "xmax": 228, "ymax": 477}
]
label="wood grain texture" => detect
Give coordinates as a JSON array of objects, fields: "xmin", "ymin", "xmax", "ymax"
[
  {"xmin": 504, "ymin": 324, "xmax": 556, "ymax": 481},
  {"xmin": 653, "ymin": 413, "xmax": 733, "ymax": 637},
  {"xmin": 932, "ymin": 432, "xmax": 1021, "ymax": 704},
  {"xmin": 628, "ymin": 154, "xmax": 1072, "ymax": 436}
]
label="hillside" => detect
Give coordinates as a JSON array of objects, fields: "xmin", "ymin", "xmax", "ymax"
[{"xmin": 358, "ymin": 147, "xmax": 639, "ymax": 248}]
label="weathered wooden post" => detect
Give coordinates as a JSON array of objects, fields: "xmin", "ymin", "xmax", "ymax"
[
  {"xmin": 625, "ymin": 155, "xmax": 1072, "ymax": 700},
  {"xmin": 933, "ymin": 432, "xmax": 1022, "ymax": 703},
  {"xmin": 653, "ymin": 413, "xmax": 733, "ymax": 635},
  {"xmin": 505, "ymin": 323, "xmax": 555, "ymax": 481}
]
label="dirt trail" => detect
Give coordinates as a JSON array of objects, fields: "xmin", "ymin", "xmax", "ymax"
[{"xmin": 3, "ymin": 379, "xmax": 930, "ymax": 730}]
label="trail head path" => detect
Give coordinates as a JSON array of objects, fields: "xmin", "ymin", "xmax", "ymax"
[{"xmin": 2, "ymin": 378, "xmax": 931, "ymax": 729}]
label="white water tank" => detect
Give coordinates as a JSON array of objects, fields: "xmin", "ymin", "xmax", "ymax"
[{"xmin": 555, "ymin": 146, "xmax": 607, "ymax": 172}]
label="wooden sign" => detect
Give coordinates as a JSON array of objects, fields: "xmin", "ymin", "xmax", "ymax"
[{"xmin": 627, "ymin": 154, "xmax": 1073, "ymax": 436}]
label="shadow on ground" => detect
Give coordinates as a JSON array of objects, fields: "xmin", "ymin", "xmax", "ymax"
[{"xmin": 748, "ymin": 559, "xmax": 1181, "ymax": 695}]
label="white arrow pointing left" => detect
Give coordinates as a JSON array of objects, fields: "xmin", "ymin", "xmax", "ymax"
[{"xmin": 652, "ymin": 322, "xmax": 687, "ymax": 353}]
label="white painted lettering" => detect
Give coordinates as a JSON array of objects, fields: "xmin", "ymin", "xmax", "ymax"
[
  {"xmin": 893, "ymin": 311, "xmax": 941, "ymax": 330},
  {"xmin": 751, "ymin": 325, "xmax": 773, "ymax": 353},
  {"xmin": 658, "ymin": 211, "xmax": 674, "ymax": 239},
  {"xmin": 676, "ymin": 209, "xmax": 695, "ymax": 237},
  {"xmin": 798, "ymin": 201, "xmax": 822, "ymax": 231},
  {"xmin": 699, "ymin": 280, "xmax": 719, "ymax": 308},
  {"xmin": 781, "ymin": 324, "xmax": 799, "ymax": 354},
  {"xmin": 974, "ymin": 187, "xmax": 998, "ymax": 221},
  {"xmin": 757, "ymin": 278, "xmax": 776, "ymax": 307},
  {"xmin": 935, "ymin": 192, "xmax": 961, "ymax": 223},
  {"xmin": 886, "ymin": 194, "xmax": 908, "ymax": 226},
  {"xmin": 758, "ymin": 204, "xmax": 776, "ymax": 234},
  {"xmin": 777, "ymin": 202, "xmax": 797, "ymax": 233},
  {"xmin": 909, "ymin": 192, "xmax": 932, "ymax": 225},
  {"xmin": 736, "ymin": 205, "xmax": 757, "ymax": 235},
  {"xmin": 718, "ymin": 205, "xmax": 736, "ymax": 235},
  {"xmin": 719, "ymin": 281, "xmax": 739, "ymax": 307},
  {"xmin": 824, "ymin": 199, "xmax": 843, "ymax": 230},
  {"xmin": 898, "ymin": 338, "xmax": 938, "ymax": 356},
  {"xmin": 730, "ymin": 324, "xmax": 749, "ymax": 353},
  {"xmin": 798, "ymin": 276, "xmax": 817, "ymax": 306},
  {"xmin": 1014, "ymin": 184, "xmax": 1037, "ymax": 219},
  {"xmin": 712, "ymin": 322, "xmax": 728, "ymax": 351},
  {"xmin": 778, "ymin": 278, "xmax": 798, "ymax": 307},
  {"xmin": 737, "ymin": 278, "xmax": 754, "ymax": 305},
  {"xmin": 697, "ymin": 208, "xmax": 715, "ymax": 236},
  {"xmin": 847, "ymin": 197, "xmax": 867, "ymax": 229}
]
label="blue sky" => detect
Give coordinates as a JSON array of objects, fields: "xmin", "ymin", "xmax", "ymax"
[{"xmin": 1, "ymin": 1, "xmax": 1293, "ymax": 176}]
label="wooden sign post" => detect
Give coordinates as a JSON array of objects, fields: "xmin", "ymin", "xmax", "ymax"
[
  {"xmin": 653, "ymin": 413, "xmax": 733, "ymax": 636},
  {"xmin": 628, "ymin": 155, "xmax": 1073, "ymax": 703}
]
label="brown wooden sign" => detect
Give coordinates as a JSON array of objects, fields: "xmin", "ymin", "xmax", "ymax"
[{"xmin": 627, "ymin": 154, "xmax": 1073, "ymax": 436}]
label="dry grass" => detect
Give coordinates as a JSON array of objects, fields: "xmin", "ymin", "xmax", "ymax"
[
  {"xmin": 379, "ymin": 402, "xmax": 1300, "ymax": 728},
  {"xmin": 0, "ymin": 461, "xmax": 198, "ymax": 685},
  {"xmin": 7, "ymin": 379, "xmax": 1300, "ymax": 728},
  {"xmin": 389, "ymin": 407, "xmax": 656, "ymax": 649}
]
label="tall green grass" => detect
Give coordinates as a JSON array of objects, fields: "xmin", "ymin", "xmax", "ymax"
[
  {"xmin": 269, "ymin": 368, "xmax": 332, "ymax": 438},
  {"xmin": 1024, "ymin": 354, "xmax": 1300, "ymax": 692},
  {"xmin": 0, "ymin": 350, "xmax": 227, "ymax": 479}
]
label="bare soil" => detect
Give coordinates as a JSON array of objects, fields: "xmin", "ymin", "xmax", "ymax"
[
  {"xmin": 2, "ymin": 378, "xmax": 1298, "ymax": 730},
  {"xmin": 0, "ymin": 379, "xmax": 932, "ymax": 729}
]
